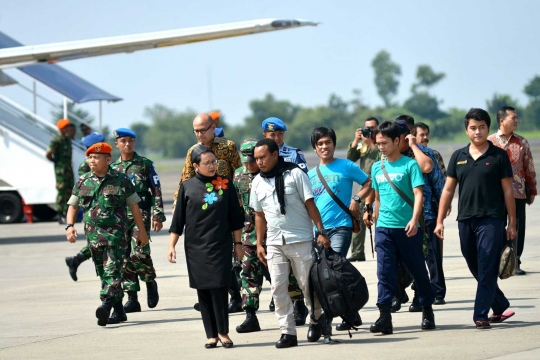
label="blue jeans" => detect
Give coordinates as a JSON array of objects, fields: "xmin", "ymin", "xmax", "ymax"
[{"xmin": 326, "ymin": 226, "xmax": 353, "ymax": 257}]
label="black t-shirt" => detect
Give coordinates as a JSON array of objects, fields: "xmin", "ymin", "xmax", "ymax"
[{"xmin": 447, "ymin": 141, "xmax": 513, "ymax": 221}]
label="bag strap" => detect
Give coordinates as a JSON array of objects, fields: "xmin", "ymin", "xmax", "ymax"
[
  {"xmin": 316, "ymin": 166, "xmax": 355, "ymax": 220},
  {"xmin": 380, "ymin": 158, "xmax": 426, "ymax": 232}
]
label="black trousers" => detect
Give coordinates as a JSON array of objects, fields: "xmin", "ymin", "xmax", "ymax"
[
  {"xmin": 425, "ymin": 219, "xmax": 446, "ymax": 299},
  {"xmin": 515, "ymin": 198, "xmax": 527, "ymax": 264},
  {"xmin": 197, "ymin": 287, "xmax": 229, "ymax": 338}
]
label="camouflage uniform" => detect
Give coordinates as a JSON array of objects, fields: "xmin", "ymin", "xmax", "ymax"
[
  {"xmin": 68, "ymin": 168, "xmax": 139, "ymax": 302},
  {"xmin": 111, "ymin": 152, "xmax": 166, "ymax": 292},
  {"xmin": 77, "ymin": 159, "xmax": 92, "ymax": 260},
  {"xmin": 234, "ymin": 166, "xmax": 263, "ymax": 310},
  {"xmin": 48, "ymin": 133, "xmax": 73, "ymax": 214}
]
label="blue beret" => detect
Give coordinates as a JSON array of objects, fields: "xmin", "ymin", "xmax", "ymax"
[
  {"xmin": 113, "ymin": 128, "xmax": 136, "ymax": 139},
  {"xmin": 262, "ymin": 117, "xmax": 287, "ymax": 132},
  {"xmin": 82, "ymin": 132, "xmax": 105, "ymax": 148},
  {"xmin": 395, "ymin": 120, "xmax": 410, "ymax": 135},
  {"xmin": 214, "ymin": 127, "xmax": 224, "ymax": 137}
]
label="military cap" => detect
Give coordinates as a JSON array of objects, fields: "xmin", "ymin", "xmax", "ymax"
[
  {"xmin": 209, "ymin": 111, "xmax": 221, "ymax": 121},
  {"xmin": 239, "ymin": 138, "xmax": 258, "ymax": 163},
  {"xmin": 56, "ymin": 119, "xmax": 70, "ymax": 129},
  {"xmin": 86, "ymin": 142, "xmax": 113, "ymax": 156},
  {"xmin": 262, "ymin": 117, "xmax": 287, "ymax": 132},
  {"xmin": 214, "ymin": 127, "xmax": 224, "ymax": 137},
  {"xmin": 113, "ymin": 128, "xmax": 136, "ymax": 139},
  {"xmin": 82, "ymin": 133, "xmax": 105, "ymax": 148},
  {"xmin": 395, "ymin": 120, "xmax": 410, "ymax": 135}
]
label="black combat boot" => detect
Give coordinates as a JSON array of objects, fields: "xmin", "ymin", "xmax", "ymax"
[
  {"xmin": 294, "ymin": 300, "xmax": 308, "ymax": 326},
  {"xmin": 421, "ymin": 306, "xmax": 436, "ymax": 330},
  {"xmin": 65, "ymin": 253, "xmax": 88, "ymax": 282},
  {"xmin": 307, "ymin": 321, "xmax": 322, "ymax": 342},
  {"xmin": 108, "ymin": 300, "xmax": 128, "ymax": 324},
  {"xmin": 146, "ymin": 280, "xmax": 159, "ymax": 308},
  {"xmin": 228, "ymin": 298, "xmax": 243, "ymax": 313},
  {"xmin": 336, "ymin": 312, "xmax": 362, "ymax": 331},
  {"xmin": 236, "ymin": 308, "xmax": 261, "ymax": 333},
  {"xmin": 370, "ymin": 305, "xmax": 393, "ymax": 335},
  {"xmin": 123, "ymin": 291, "xmax": 141, "ymax": 313},
  {"xmin": 96, "ymin": 298, "xmax": 115, "ymax": 326},
  {"xmin": 409, "ymin": 289, "xmax": 422, "ymax": 312},
  {"xmin": 275, "ymin": 334, "xmax": 298, "ymax": 348}
]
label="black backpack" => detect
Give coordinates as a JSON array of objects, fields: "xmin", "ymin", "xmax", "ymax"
[{"xmin": 309, "ymin": 246, "xmax": 369, "ymax": 332}]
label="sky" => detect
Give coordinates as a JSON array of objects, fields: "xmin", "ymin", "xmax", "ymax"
[{"xmin": 2, "ymin": 0, "xmax": 540, "ymax": 132}]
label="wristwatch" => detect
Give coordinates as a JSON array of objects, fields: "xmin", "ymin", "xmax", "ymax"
[
  {"xmin": 318, "ymin": 229, "xmax": 328, "ymax": 236},
  {"xmin": 65, "ymin": 223, "xmax": 74, "ymax": 231},
  {"xmin": 352, "ymin": 195, "xmax": 361, "ymax": 203}
]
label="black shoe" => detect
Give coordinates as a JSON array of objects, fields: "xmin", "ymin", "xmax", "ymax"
[
  {"xmin": 516, "ymin": 266, "xmax": 526, "ymax": 276},
  {"xmin": 228, "ymin": 299, "xmax": 243, "ymax": 313},
  {"xmin": 236, "ymin": 310, "xmax": 261, "ymax": 333},
  {"xmin": 307, "ymin": 322, "xmax": 323, "ymax": 342},
  {"xmin": 65, "ymin": 253, "xmax": 87, "ymax": 282},
  {"xmin": 58, "ymin": 212, "xmax": 67, "ymax": 225},
  {"xmin": 335, "ymin": 312, "xmax": 362, "ymax": 331},
  {"xmin": 123, "ymin": 291, "xmax": 141, "ymax": 313},
  {"xmin": 194, "ymin": 303, "xmax": 200, "ymax": 312},
  {"xmin": 409, "ymin": 291, "xmax": 422, "ymax": 312},
  {"xmin": 276, "ymin": 334, "xmax": 298, "ymax": 348},
  {"xmin": 370, "ymin": 305, "xmax": 393, "ymax": 335},
  {"xmin": 146, "ymin": 280, "xmax": 159, "ymax": 309},
  {"xmin": 421, "ymin": 306, "xmax": 436, "ymax": 330},
  {"xmin": 108, "ymin": 300, "xmax": 128, "ymax": 324},
  {"xmin": 96, "ymin": 298, "xmax": 114, "ymax": 326},
  {"xmin": 219, "ymin": 339, "xmax": 234, "ymax": 348},
  {"xmin": 269, "ymin": 299, "xmax": 275, "ymax": 312},
  {"xmin": 204, "ymin": 340, "xmax": 217, "ymax": 349},
  {"xmin": 293, "ymin": 300, "xmax": 309, "ymax": 326},
  {"xmin": 434, "ymin": 298, "xmax": 446, "ymax": 305}
]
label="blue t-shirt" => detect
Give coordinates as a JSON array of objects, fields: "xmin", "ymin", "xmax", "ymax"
[
  {"xmin": 308, "ymin": 158, "xmax": 368, "ymax": 229},
  {"xmin": 371, "ymin": 155, "xmax": 425, "ymax": 228}
]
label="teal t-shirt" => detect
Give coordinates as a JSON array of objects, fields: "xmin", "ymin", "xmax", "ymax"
[{"xmin": 371, "ymin": 155, "xmax": 425, "ymax": 228}]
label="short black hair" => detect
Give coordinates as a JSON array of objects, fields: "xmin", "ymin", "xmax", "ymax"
[
  {"xmin": 497, "ymin": 106, "xmax": 516, "ymax": 125},
  {"xmin": 365, "ymin": 116, "xmax": 380, "ymax": 125},
  {"xmin": 414, "ymin": 122, "xmax": 430, "ymax": 134},
  {"xmin": 255, "ymin": 138, "xmax": 279, "ymax": 155},
  {"xmin": 67, "ymin": 123, "xmax": 76, "ymax": 128},
  {"xmin": 191, "ymin": 146, "xmax": 215, "ymax": 165},
  {"xmin": 377, "ymin": 121, "xmax": 401, "ymax": 141},
  {"xmin": 311, "ymin": 127, "xmax": 336, "ymax": 149},
  {"xmin": 395, "ymin": 114, "xmax": 415, "ymax": 127},
  {"xmin": 464, "ymin": 108, "xmax": 491, "ymax": 129}
]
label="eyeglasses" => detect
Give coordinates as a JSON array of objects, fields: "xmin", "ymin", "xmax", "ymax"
[
  {"xmin": 193, "ymin": 123, "xmax": 213, "ymax": 134},
  {"xmin": 200, "ymin": 159, "xmax": 218, "ymax": 167}
]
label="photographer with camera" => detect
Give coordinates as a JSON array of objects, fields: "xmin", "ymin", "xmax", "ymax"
[{"xmin": 346, "ymin": 117, "xmax": 380, "ymax": 264}]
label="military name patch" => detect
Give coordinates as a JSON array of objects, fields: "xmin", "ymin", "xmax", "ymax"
[
  {"xmin": 457, "ymin": 160, "xmax": 467, "ymax": 165},
  {"xmin": 103, "ymin": 184, "xmax": 118, "ymax": 194}
]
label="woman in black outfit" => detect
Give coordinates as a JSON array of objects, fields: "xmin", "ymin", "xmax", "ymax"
[{"xmin": 168, "ymin": 145, "xmax": 244, "ymax": 348}]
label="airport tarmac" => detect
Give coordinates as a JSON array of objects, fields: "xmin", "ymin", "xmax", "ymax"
[{"xmin": 1, "ymin": 144, "xmax": 539, "ymax": 359}]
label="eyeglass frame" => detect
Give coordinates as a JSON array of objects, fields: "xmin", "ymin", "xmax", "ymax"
[{"xmin": 193, "ymin": 123, "xmax": 214, "ymax": 135}]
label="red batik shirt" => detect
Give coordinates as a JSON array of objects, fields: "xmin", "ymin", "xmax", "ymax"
[{"xmin": 488, "ymin": 131, "xmax": 537, "ymax": 199}]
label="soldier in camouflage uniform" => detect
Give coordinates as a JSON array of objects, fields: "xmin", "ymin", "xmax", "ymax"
[
  {"xmin": 46, "ymin": 118, "xmax": 74, "ymax": 224},
  {"xmin": 65, "ymin": 142, "xmax": 149, "ymax": 327},
  {"xmin": 65, "ymin": 133, "xmax": 106, "ymax": 281},
  {"xmin": 111, "ymin": 128, "xmax": 166, "ymax": 313},
  {"xmin": 233, "ymin": 139, "xmax": 264, "ymax": 333}
]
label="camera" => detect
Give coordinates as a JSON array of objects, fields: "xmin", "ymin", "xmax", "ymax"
[{"xmin": 359, "ymin": 127, "xmax": 372, "ymax": 138}]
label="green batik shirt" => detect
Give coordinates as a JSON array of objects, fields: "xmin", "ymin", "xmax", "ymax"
[
  {"xmin": 111, "ymin": 152, "xmax": 166, "ymax": 223},
  {"xmin": 234, "ymin": 166, "xmax": 257, "ymax": 246},
  {"xmin": 78, "ymin": 160, "xmax": 91, "ymax": 177},
  {"xmin": 68, "ymin": 168, "xmax": 140, "ymax": 247}
]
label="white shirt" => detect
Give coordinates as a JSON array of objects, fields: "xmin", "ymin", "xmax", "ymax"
[{"xmin": 250, "ymin": 168, "xmax": 314, "ymax": 245}]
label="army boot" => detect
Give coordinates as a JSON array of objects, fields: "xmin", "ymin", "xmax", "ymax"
[
  {"xmin": 96, "ymin": 298, "xmax": 114, "ymax": 326},
  {"xmin": 123, "ymin": 291, "xmax": 141, "ymax": 313},
  {"xmin": 236, "ymin": 308, "xmax": 261, "ymax": 333},
  {"xmin": 421, "ymin": 306, "xmax": 436, "ymax": 330},
  {"xmin": 370, "ymin": 305, "xmax": 393, "ymax": 335},
  {"xmin": 108, "ymin": 300, "xmax": 128, "ymax": 324},
  {"xmin": 294, "ymin": 300, "xmax": 308, "ymax": 326},
  {"xmin": 409, "ymin": 289, "xmax": 422, "ymax": 312},
  {"xmin": 65, "ymin": 253, "xmax": 87, "ymax": 282},
  {"xmin": 146, "ymin": 280, "xmax": 159, "ymax": 308}
]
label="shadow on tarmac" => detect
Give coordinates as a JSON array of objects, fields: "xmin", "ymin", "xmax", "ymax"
[{"xmin": 0, "ymin": 234, "xmax": 66, "ymax": 245}]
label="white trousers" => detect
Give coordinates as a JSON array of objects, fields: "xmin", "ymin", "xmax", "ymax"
[{"xmin": 267, "ymin": 241, "xmax": 322, "ymax": 335}]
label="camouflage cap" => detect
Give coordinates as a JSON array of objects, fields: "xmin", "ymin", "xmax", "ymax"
[{"xmin": 240, "ymin": 138, "xmax": 258, "ymax": 163}]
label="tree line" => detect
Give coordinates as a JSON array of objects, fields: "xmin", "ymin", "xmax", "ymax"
[{"xmin": 56, "ymin": 50, "xmax": 540, "ymax": 158}]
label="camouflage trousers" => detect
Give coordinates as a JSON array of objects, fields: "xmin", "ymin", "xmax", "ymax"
[
  {"xmin": 55, "ymin": 170, "xmax": 73, "ymax": 214},
  {"xmin": 122, "ymin": 213, "xmax": 156, "ymax": 292},
  {"xmin": 89, "ymin": 240, "xmax": 126, "ymax": 303},
  {"xmin": 80, "ymin": 245, "xmax": 92, "ymax": 260}
]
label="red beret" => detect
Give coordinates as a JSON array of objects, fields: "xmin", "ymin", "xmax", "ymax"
[
  {"xmin": 56, "ymin": 119, "xmax": 70, "ymax": 129},
  {"xmin": 85, "ymin": 142, "xmax": 113, "ymax": 156}
]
